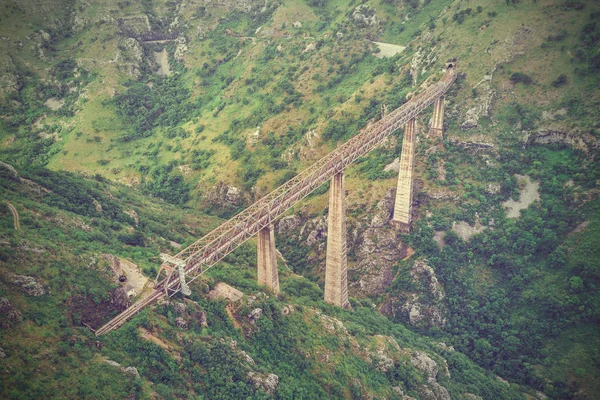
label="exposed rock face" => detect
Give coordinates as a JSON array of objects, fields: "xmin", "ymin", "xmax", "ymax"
[
  {"xmin": 116, "ymin": 37, "xmax": 144, "ymax": 79},
  {"xmin": 103, "ymin": 254, "xmax": 124, "ymax": 282},
  {"xmin": 248, "ymin": 308, "xmax": 263, "ymax": 324},
  {"xmin": 0, "ymin": 56, "xmax": 20, "ymax": 105},
  {"xmin": 384, "ymin": 158, "xmax": 400, "ymax": 174},
  {"xmin": 205, "ymin": 181, "xmax": 246, "ymax": 210},
  {"xmin": 381, "ymin": 260, "xmax": 447, "ymax": 329},
  {"xmin": 277, "ymin": 215, "xmax": 302, "ymax": 235},
  {"xmin": 301, "ymin": 215, "xmax": 328, "ymax": 249},
  {"xmin": 524, "ymin": 130, "xmax": 599, "ymax": 154},
  {"xmin": 353, "ymin": 189, "xmax": 406, "ymax": 296},
  {"xmin": 202, "ymin": 0, "xmax": 278, "ymax": 14},
  {"xmin": 247, "ymin": 372, "xmax": 279, "ymax": 395},
  {"xmin": 0, "ymin": 298, "xmax": 22, "ymax": 328},
  {"xmin": 11, "ymin": 274, "xmax": 45, "ymax": 296},
  {"xmin": 195, "ymin": 310, "xmax": 209, "ymax": 328},
  {"xmin": 461, "ymin": 73, "xmax": 496, "ymax": 130},
  {"xmin": 0, "ymin": 347, "xmax": 5, "ymax": 358},
  {"xmin": 174, "ymin": 36, "xmax": 188, "ymax": 61},
  {"xmin": 411, "ymin": 351, "xmax": 451, "ymax": 400},
  {"xmin": 123, "ymin": 366, "xmax": 140, "ymax": 378},
  {"xmin": 104, "ymin": 358, "xmax": 141, "ymax": 378},
  {"xmin": 351, "ymin": 5, "xmax": 380, "ymax": 28},
  {"xmin": 110, "ymin": 287, "xmax": 131, "ymax": 310},
  {"xmin": 449, "ymin": 139, "xmax": 495, "ymax": 153},
  {"xmin": 278, "ymin": 188, "xmax": 407, "ymax": 298},
  {"xmin": 176, "ymin": 317, "xmax": 188, "ymax": 330}
]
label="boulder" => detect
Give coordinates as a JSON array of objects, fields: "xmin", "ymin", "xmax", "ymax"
[
  {"xmin": 248, "ymin": 308, "xmax": 263, "ymax": 324},
  {"xmin": 247, "ymin": 372, "xmax": 279, "ymax": 395},
  {"xmin": 175, "ymin": 317, "xmax": 188, "ymax": 330},
  {"xmin": 194, "ymin": 310, "xmax": 209, "ymax": 328},
  {"xmin": 0, "ymin": 347, "xmax": 5, "ymax": 358},
  {"xmin": 123, "ymin": 366, "xmax": 140, "ymax": 378}
]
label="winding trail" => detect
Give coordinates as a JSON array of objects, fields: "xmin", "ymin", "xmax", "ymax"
[{"xmin": 5, "ymin": 201, "xmax": 20, "ymax": 230}]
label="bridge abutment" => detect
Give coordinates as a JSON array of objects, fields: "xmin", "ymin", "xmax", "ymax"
[
  {"xmin": 324, "ymin": 172, "xmax": 350, "ymax": 309},
  {"xmin": 429, "ymin": 96, "xmax": 445, "ymax": 139},
  {"xmin": 257, "ymin": 224, "xmax": 280, "ymax": 295},
  {"xmin": 392, "ymin": 118, "xmax": 416, "ymax": 233}
]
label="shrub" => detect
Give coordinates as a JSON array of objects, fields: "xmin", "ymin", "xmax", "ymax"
[
  {"xmin": 552, "ymin": 74, "xmax": 568, "ymax": 87},
  {"xmin": 510, "ymin": 72, "xmax": 533, "ymax": 84}
]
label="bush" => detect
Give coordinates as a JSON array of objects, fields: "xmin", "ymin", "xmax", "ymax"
[
  {"xmin": 510, "ymin": 72, "xmax": 533, "ymax": 85},
  {"xmin": 552, "ymin": 74, "xmax": 568, "ymax": 87}
]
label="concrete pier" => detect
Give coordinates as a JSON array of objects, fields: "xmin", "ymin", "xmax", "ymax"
[
  {"xmin": 257, "ymin": 225, "xmax": 279, "ymax": 295},
  {"xmin": 324, "ymin": 172, "xmax": 350, "ymax": 308},
  {"xmin": 429, "ymin": 96, "xmax": 445, "ymax": 138},
  {"xmin": 392, "ymin": 118, "xmax": 416, "ymax": 233}
]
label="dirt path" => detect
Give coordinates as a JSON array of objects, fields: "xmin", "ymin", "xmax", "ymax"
[{"xmin": 5, "ymin": 201, "xmax": 20, "ymax": 230}]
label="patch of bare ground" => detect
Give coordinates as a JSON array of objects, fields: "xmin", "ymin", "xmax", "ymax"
[
  {"xmin": 372, "ymin": 41, "xmax": 406, "ymax": 58},
  {"xmin": 139, "ymin": 327, "xmax": 182, "ymax": 361},
  {"xmin": 452, "ymin": 221, "xmax": 485, "ymax": 241},
  {"xmin": 503, "ymin": 175, "xmax": 540, "ymax": 218}
]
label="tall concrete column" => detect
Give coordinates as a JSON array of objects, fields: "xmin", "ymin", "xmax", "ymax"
[
  {"xmin": 257, "ymin": 224, "xmax": 279, "ymax": 295},
  {"xmin": 429, "ymin": 96, "xmax": 445, "ymax": 138},
  {"xmin": 324, "ymin": 172, "xmax": 350, "ymax": 309},
  {"xmin": 392, "ymin": 118, "xmax": 416, "ymax": 233}
]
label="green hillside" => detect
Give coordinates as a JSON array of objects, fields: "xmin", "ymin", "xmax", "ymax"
[{"xmin": 1, "ymin": 0, "xmax": 599, "ymax": 398}]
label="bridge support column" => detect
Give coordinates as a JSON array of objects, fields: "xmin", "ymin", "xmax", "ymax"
[
  {"xmin": 257, "ymin": 225, "xmax": 280, "ymax": 295},
  {"xmin": 392, "ymin": 118, "xmax": 416, "ymax": 233},
  {"xmin": 324, "ymin": 172, "xmax": 350, "ymax": 309},
  {"xmin": 429, "ymin": 96, "xmax": 445, "ymax": 139}
]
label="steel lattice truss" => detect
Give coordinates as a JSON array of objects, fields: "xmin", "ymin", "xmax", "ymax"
[{"xmin": 95, "ymin": 67, "xmax": 457, "ymax": 335}]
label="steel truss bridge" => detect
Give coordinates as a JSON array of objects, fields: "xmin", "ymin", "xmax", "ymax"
[{"xmin": 95, "ymin": 65, "xmax": 457, "ymax": 336}]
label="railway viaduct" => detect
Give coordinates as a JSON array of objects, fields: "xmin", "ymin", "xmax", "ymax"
[{"xmin": 96, "ymin": 63, "xmax": 457, "ymax": 335}]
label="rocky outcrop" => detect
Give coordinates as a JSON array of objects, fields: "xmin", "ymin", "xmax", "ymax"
[
  {"xmin": 116, "ymin": 37, "xmax": 144, "ymax": 79},
  {"xmin": 104, "ymin": 358, "xmax": 141, "ymax": 378},
  {"xmin": 524, "ymin": 130, "xmax": 599, "ymax": 154},
  {"xmin": 351, "ymin": 5, "xmax": 380, "ymax": 29},
  {"xmin": 172, "ymin": 300, "xmax": 208, "ymax": 328},
  {"xmin": 10, "ymin": 274, "xmax": 45, "ymax": 296},
  {"xmin": 461, "ymin": 73, "xmax": 496, "ymax": 130},
  {"xmin": 0, "ymin": 56, "xmax": 20, "ymax": 105},
  {"xmin": 381, "ymin": 260, "xmax": 447, "ymax": 329},
  {"xmin": 205, "ymin": 181, "xmax": 247, "ymax": 210},
  {"xmin": 248, "ymin": 308, "xmax": 263, "ymax": 324},
  {"xmin": 277, "ymin": 215, "xmax": 302, "ymax": 235},
  {"xmin": 353, "ymin": 189, "xmax": 406, "ymax": 296},
  {"xmin": 110, "ymin": 287, "xmax": 131, "ymax": 310},
  {"xmin": 300, "ymin": 215, "xmax": 328, "ymax": 249},
  {"xmin": 0, "ymin": 297, "xmax": 22, "ymax": 328},
  {"xmin": 174, "ymin": 36, "xmax": 188, "ymax": 61},
  {"xmin": 176, "ymin": 317, "xmax": 188, "ymax": 330},
  {"xmin": 247, "ymin": 371, "xmax": 279, "ymax": 395},
  {"xmin": 411, "ymin": 351, "xmax": 451, "ymax": 400},
  {"xmin": 0, "ymin": 347, "xmax": 5, "ymax": 358},
  {"xmin": 449, "ymin": 139, "xmax": 495, "ymax": 153}
]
